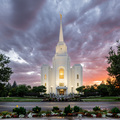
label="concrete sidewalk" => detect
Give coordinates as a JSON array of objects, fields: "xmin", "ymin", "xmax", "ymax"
[{"xmin": 2, "ymin": 118, "xmax": 120, "ymax": 120}]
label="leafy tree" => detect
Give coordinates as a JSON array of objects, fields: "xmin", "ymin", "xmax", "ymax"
[
  {"xmin": 76, "ymin": 86, "xmax": 85, "ymax": 94},
  {"xmin": 17, "ymin": 85, "xmax": 28, "ymax": 97},
  {"xmin": 106, "ymin": 78, "xmax": 119, "ymax": 96},
  {"xmin": 0, "ymin": 54, "xmax": 13, "ymax": 96},
  {"xmin": 9, "ymin": 87, "xmax": 18, "ymax": 96},
  {"xmin": 97, "ymin": 83, "xmax": 109, "ymax": 96},
  {"xmin": 0, "ymin": 54, "xmax": 13, "ymax": 82},
  {"xmin": 5, "ymin": 82, "xmax": 12, "ymax": 96},
  {"xmin": 106, "ymin": 41, "xmax": 120, "ymax": 86},
  {"xmin": 32, "ymin": 85, "xmax": 46, "ymax": 94},
  {"xmin": 12, "ymin": 81, "xmax": 17, "ymax": 88}
]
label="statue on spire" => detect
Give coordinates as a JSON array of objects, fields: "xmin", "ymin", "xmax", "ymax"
[{"xmin": 60, "ymin": 13, "xmax": 62, "ymax": 20}]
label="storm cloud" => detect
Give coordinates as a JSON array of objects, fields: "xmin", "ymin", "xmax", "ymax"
[{"xmin": 0, "ymin": 0, "xmax": 120, "ymax": 86}]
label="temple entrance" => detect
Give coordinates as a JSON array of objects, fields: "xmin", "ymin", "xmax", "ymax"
[{"xmin": 59, "ymin": 89, "xmax": 64, "ymax": 95}]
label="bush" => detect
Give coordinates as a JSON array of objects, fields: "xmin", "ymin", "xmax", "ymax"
[
  {"xmin": 32, "ymin": 106, "xmax": 41, "ymax": 113},
  {"xmin": 74, "ymin": 106, "xmax": 80, "ymax": 112},
  {"xmin": 93, "ymin": 106, "xmax": 101, "ymax": 111},
  {"xmin": 13, "ymin": 107, "xmax": 26, "ymax": 115},
  {"xmin": 1, "ymin": 111, "xmax": 11, "ymax": 116},
  {"xmin": 111, "ymin": 107, "xmax": 120, "ymax": 113},
  {"xmin": 52, "ymin": 106, "xmax": 59, "ymax": 111},
  {"xmin": 86, "ymin": 112, "xmax": 91, "ymax": 117},
  {"xmin": 96, "ymin": 113, "xmax": 102, "ymax": 117},
  {"xmin": 64, "ymin": 105, "xmax": 72, "ymax": 115}
]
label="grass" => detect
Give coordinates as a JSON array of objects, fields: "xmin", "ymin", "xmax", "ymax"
[
  {"xmin": 0, "ymin": 97, "xmax": 43, "ymax": 102},
  {"xmin": 82, "ymin": 96, "xmax": 120, "ymax": 102}
]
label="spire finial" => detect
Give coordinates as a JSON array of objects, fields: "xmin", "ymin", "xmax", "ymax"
[
  {"xmin": 59, "ymin": 13, "xmax": 63, "ymax": 42},
  {"xmin": 60, "ymin": 13, "xmax": 62, "ymax": 20}
]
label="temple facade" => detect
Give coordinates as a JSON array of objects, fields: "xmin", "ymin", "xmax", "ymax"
[{"xmin": 41, "ymin": 14, "xmax": 83, "ymax": 95}]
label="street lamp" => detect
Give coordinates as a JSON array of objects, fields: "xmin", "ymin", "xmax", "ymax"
[{"xmin": 51, "ymin": 86, "xmax": 53, "ymax": 93}]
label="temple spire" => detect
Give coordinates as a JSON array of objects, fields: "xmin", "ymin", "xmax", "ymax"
[{"xmin": 59, "ymin": 13, "xmax": 64, "ymax": 42}]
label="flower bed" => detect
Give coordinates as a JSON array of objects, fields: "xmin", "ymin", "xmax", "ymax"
[{"xmin": 0, "ymin": 105, "xmax": 120, "ymax": 119}]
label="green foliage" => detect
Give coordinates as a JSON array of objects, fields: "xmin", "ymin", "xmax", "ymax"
[
  {"xmin": 16, "ymin": 85, "xmax": 28, "ymax": 97},
  {"xmin": 0, "ymin": 54, "xmax": 13, "ymax": 82},
  {"xmin": 106, "ymin": 78, "xmax": 119, "ymax": 96},
  {"xmin": 0, "ymin": 54, "xmax": 13, "ymax": 97},
  {"xmin": 64, "ymin": 105, "xmax": 72, "ymax": 115},
  {"xmin": 12, "ymin": 81, "xmax": 17, "ymax": 88},
  {"xmin": 74, "ymin": 106, "xmax": 80, "ymax": 112},
  {"xmin": 32, "ymin": 106, "xmax": 41, "ymax": 113},
  {"xmin": 1, "ymin": 111, "xmax": 11, "ymax": 116},
  {"xmin": 46, "ymin": 110, "xmax": 51, "ymax": 114},
  {"xmin": 76, "ymin": 86, "xmax": 85, "ymax": 93},
  {"xmin": 13, "ymin": 107, "xmax": 26, "ymax": 115},
  {"xmin": 97, "ymin": 83, "xmax": 109, "ymax": 96},
  {"xmin": 106, "ymin": 40, "xmax": 120, "ymax": 86},
  {"xmin": 93, "ymin": 106, "xmax": 101, "ymax": 111},
  {"xmin": 111, "ymin": 107, "xmax": 120, "ymax": 113},
  {"xmin": 52, "ymin": 106, "xmax": 59, "ymax": 111},
  {"xmin": 32, "ymin": 85, "xmax": 46, "ymax": 94}
]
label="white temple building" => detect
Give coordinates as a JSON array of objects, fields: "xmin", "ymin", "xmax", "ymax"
[{"xmin": 41, "ymin": 14, "xmax": 83, "ymax": 95}]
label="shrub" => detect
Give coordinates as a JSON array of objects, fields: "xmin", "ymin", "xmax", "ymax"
[
  {"xmin": 86, "ymin": 112, "xmax": 91, "ymax": 117},
  {"xmin": 64, "ymin": 105, "xmax": 72, "ymax": 115},
  {"xmin": 52, "ymin": 106, "xmax": 59, "ymax": 111},
  {"xmin": 96, "ymin": 113, "xmax": 102, "ymax": 117},
  {"xmin": 93, "ymin": 106, "xmax": 101, "ymax": 111},
  {"xmin": 1, "ymin": 111, "xmax": 11, "ymax": 116},
  {"xmin": 13, "ymin": 107, "xmax": 26, "ymax": 115},
  {"xmin": 46, "ymin": 110, "xmax": 51, "ymax": 116},
  {"xmin": 74, "ymin": 106, "xmax": 80, "ymax": 112},
  {"xmin": 32, "ymin": 106, "xmax": 41, "ymax": 113},
  {"xmin": 111, "ymin": 107, "xmax": 120, "ymax": 113}
]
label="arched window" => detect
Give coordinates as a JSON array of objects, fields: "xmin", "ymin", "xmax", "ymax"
[
  {"xmin": 44, "ymin": 74, "xmax": 47, "ymax": 79},
  {"xmin": 77, "ymin": 74, "xmax": 79, "ymax": 79},
  {"xmin": 59, "ymin": 68, "xmax": 64, "ymax": 79}
]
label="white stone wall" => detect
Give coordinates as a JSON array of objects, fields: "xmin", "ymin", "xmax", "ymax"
[
  {"xmin": 41, "ymin": 64, "xmax": 50, "ymax": 93},
  {"xmin": 72, "ymin": 64, "xmax": 83, "ymax": 93}
]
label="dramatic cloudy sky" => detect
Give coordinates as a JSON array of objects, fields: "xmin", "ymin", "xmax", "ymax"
[{"xmin": 0, "ymin": 0, "xmax": 120, "ymax": 86}]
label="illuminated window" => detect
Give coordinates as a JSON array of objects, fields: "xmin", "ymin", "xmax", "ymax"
[
  {"xmin": 44, "ymin": 74, "xmax": 47, "ymax": 79},
  {"xmin": 59, "ymin": 83, "xmax": 64, "ymax": 86},
  {"xmin": 77, "ymin": 83, "xmax": 79, "ymax": 86},
  {"xmin": 77, "ymin": 74, "xmax": 79, "ymax": 79},
  {"xmin": 45, "ymin": 83, "xmax": 46, "ymax": 86},
  {"xmin": 59, "ymin": 68, "xmax": 64, "ymax": 79}
]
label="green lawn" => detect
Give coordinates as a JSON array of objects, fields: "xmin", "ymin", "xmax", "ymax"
[
  {"xmin": 82, "ymin": 96, "xmax": 120, "ymax": 102},
  {"xmin": 0, "ymin": 97, "xmax": 43, "ymax": 102}
]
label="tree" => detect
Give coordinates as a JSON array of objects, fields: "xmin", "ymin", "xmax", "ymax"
[
  {"xmin": 0, "ymin": 54, "xmax": 13, "ymax": 82},
  {"xmin": 32, "ymin": 85, "xmax": 46, "ymax": 94},
  {"xmin": 106, "ymin": 41, "xmax": 120, "ymax": 86},
  {"xmin": 12, "ymin": 81, "xmax": 17, "ymax": 88},
  {"xmin": 97, "ymin": 83, "xmax": 109, "ymax": 96},
  {"xmin": 76, "ymin": 86, "xmax": 85, "ymax": 94},
  {"xmin": 106, "ymin": 78, "xmax": 119, "ymax": 96},
  {"xmin": 17, "ymin": 85, "xmax": 28, "ymax": 97},
  {"xmin": 0, "ymin": 54, "xmax": 13, "ymax": 96}
]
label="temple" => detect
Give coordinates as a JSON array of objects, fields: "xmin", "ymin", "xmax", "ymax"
[{"xmin": 41, "ymin": 14, "xmax": 83, "ymax": 95}]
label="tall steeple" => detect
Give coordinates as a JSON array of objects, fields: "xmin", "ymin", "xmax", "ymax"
[
  {"xmin": 55, "ymin": 14, "xmax": 67, "ymax": 55},
  {"xmin": 59, "ymin": 13, "xmax": 64, "ymax": 42}
]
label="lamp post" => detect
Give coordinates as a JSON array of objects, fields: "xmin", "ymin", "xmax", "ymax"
[
  {"xmin": 50, "ymin": 86, "xmax": 53, "ymax": 98},
  {"xmin": 51, "ymin": 86, "xmax": 53, "ymax": 93},
  {"xmin": 71, "ymin": 86, "xmax": 73, "ymax": 98}
]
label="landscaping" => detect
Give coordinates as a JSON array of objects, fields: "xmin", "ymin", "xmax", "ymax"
[
  {"xmin": 1, "ymin": 96, "xmax": 120, "ymax": 102},
  {"xmin": 0, "ymin": 105, "xmax": 120, "ymax": 119}
]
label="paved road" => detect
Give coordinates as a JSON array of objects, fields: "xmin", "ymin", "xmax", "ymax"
[{"xmin": 0, "ymin": 102, "xmax": 120, "ymax": 112}]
